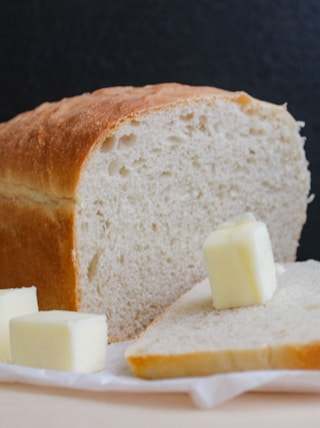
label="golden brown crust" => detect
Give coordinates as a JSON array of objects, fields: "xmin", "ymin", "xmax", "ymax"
[
  {"xmin": 0, "ymin": 83, "xmax": 251, "ymax": 200},
  {"xmin": 272, "ymin": 343, "xmax": 320, "ymax": 370},
  {"xmin": 126, "ymin": 342, "xmax": 320, "ymax": 379},
  {"xmin": 0, "ymin": 197, "xmax": 78, "ymax": 310}
]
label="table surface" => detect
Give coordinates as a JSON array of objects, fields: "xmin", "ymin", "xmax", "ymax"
[{"xmin": 2, "ymin": 383, "xmax": 320, "ymax": 428}]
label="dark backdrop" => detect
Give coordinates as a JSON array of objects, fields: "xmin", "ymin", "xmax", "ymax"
[{"xmin": 1, "ymin": 0, "xmax": 319, "ymax": 261}]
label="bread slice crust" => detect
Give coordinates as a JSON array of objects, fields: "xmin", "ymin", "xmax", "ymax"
[
  {"xmin": 127, "ymin": 343, "xmax": 320, "ymax": 379},
  {"xmin": 126, "ymin": 261, "xmax": 320, "ymax": 378}
]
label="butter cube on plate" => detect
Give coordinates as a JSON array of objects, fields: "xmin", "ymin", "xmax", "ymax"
[
  {"xmin": 203, "ymin": 213, "xmax": 277, "ymax": 309},
  {"xmin": 0, "ymin": 286, "xmax": 38, "ymax": 362},
  {"xmin": 10, "ymin": 310, "xmax": 107, "ymax": 373}
]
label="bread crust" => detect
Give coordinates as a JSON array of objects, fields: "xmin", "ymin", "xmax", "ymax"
[
  {"xmin": 0, "ymin": 197, "xmax": 78, "ymax": 310},
  {"xmin": 126, "ymin": 343, "xmax": 320, "ymax": 379},
  {"xmin": 0, "ymin": 83, "xmax": 250, "ymax": 200}
]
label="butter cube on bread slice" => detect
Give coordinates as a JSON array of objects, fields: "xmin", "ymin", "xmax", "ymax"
[
  {"xmin": 203, "ymin": 213, "xmax": 278, "ymax": 309},
  {"xmin": 10, "ymin": 310, "xmax": 107, "ymax": 373},
  {"xmin": 125, "ymin": 260, "xmax": 320, "ymax": 379},
  {"xmin": 0, "ymin": 287, "xmax": 38, "ymax": 362}
]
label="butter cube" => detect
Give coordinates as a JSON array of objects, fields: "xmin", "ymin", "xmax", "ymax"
[
  {"xmin": 203, "ymin": 214, "xmax": 277, "ymax": 309},
  {"xmin": 10, "ymin": 310, "xmax": 107, "ymax": 373},
  {"xmin": 0, "ymin": 287, "xmax": 38, "ymax": 362}
]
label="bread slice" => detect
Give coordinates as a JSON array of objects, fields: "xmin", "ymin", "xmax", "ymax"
[
  {"xmin": 0, "ymin": 83, "xmax": 310, "ymax": 342},
  {"xmin": 125, "ymin": 260, "xmax": 320, "ymax": 379}
]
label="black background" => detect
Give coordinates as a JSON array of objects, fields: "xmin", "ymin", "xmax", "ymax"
[{"xmin": 1, "ymin": 0, "xmax": 319, "ymax": 261}]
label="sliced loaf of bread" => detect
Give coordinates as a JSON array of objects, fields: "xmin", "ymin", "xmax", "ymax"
[
  {"xmin": 0, "ymin": 83, "xmax": 310, "ymax": 342},
  {"xmin": 125, "ymin": 260, "xmax": 320, "ymax": 378}
]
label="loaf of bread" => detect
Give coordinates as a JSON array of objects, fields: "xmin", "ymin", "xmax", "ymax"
[
  {"xmin": 125, "ymin": 260, "xmax": 320, "ymax": 378},
  {"xmin": 0, "ymin": 83, "xmax": 310, "ymax": 342}
]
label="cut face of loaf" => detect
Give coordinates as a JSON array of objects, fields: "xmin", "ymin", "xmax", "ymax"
[{"xmin": 0, "ymin": 84, "xmax": 310, "ymax": 342}]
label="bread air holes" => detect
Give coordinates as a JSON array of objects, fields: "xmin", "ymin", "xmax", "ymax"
[
  {"xmin": 168, "ymin": 135, "xmax": 184, "ymax": 144},
  {"xmin": 87, "ymin": 250, "xmax": 103, "ymax": 282},
  {"xmin": 117, "ymin": 133, "xmax": 137, "ymax": 151},
  {"xmin": 198, "ymin": 114, "xmax": 208, "ymax": 134},
  {"xmin": 130, "ymin": 119, "xmax": 141, "ymax": 127},
  {"xmin": 247, "ymin": 148, "xmax": 256, "ymax": 163},
  {"xmin": 180, "ymin": 111, "xmax": 196, "ymax": 136},
  {"xmin": 100, "ymin": 136, "xmax": 116, "ymax": 153},
  {"xmin": 180, "ymin": 111, "xmax": 194, "ymax": 122},
  {"xmin": 108, "ymin": 157, "xmax": 130, "ymax": 177},
  {"xmin": 161, "ymin": 170, "xmax": 172, "ymax": 177}
]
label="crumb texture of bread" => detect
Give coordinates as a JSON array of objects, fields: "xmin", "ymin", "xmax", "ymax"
[
  {"xmin": 0, "ymin": 83, "xmax": 310, "ymax": 342},
  {"xmin": 125, "ymin": 260, "xmax": 320, "ymax": 378}
]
